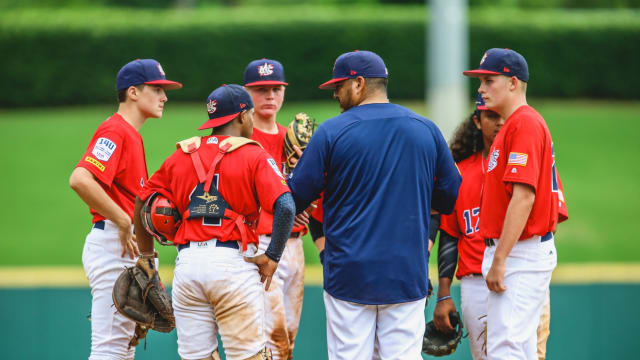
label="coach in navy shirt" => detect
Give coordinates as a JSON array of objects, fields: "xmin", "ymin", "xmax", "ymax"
[{"xmin": 288, "ymin": 50, "xmax": 461, "ymax": 359}]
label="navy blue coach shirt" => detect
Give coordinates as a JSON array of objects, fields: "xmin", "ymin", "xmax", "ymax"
[{"xmin": 288, "ymin": 103, "xmax": 461, "ymax": 305}]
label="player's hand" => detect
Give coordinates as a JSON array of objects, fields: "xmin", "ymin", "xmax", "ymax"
[
  {"xmin": 486, "ymin": 260, "xmax": 507, "ymax": 293},
  {"xmin": 293, "ymin": 210, "xmax": 311, "ymax": 227},
  {"xmin": 244, "ymin": 254, "xmax": 278, "ymax": 290},
  {"xmin": 289, "ymin": 145, "xmax": 304, "ymax": 166},
  {"xmin": 434, "ymin": 298, "xmax": 457, "ymax": 333},
  {"xmin": 118, "ymin": 223, "xmax": 140, "ymax": 259}
]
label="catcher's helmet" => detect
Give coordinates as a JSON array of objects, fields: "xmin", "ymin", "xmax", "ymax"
[
  {"xmin": 141, "ymin": 193, "xmax": 181, "ymax": 246},
  {"xmin": 422, "ymin": 311, "xmax": 464, "ymax": 356}
]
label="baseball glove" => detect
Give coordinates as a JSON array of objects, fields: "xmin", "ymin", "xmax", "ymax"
[
  {"xmin": 283, "ymin": 112, "xmax": 316, "ymax": 174},
  {"xmin": 422, "ymin": 311, "xmax": 464, "ymax": 357},
  {"xmin": 112, "ymin": 257, "xmax": 175, "ymax": 348}
]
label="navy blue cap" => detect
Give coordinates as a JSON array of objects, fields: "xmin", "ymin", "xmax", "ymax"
[
  {"xmin": 116, "ymin": 59, "xmax": 182, "ymax": 91},
  {"xmin": 475, "ymin": 93, "xmax": 489, "ymax": 111},
  {"xmin": 199, "ymin": 84, "xmax": 253, "ymax": 130},
  {"xmin": 244, "ymin": 59, "xmax": 288, "ymax": 87},
  {"xmin": 319, "ymin": 50, "xmax": 388, "ymax": 89},
  {"xmin": 463, "ymin": 48, "xmax": 529, "ymax": 82}
]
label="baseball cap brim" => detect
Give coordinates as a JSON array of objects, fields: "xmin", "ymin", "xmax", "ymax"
[
  {"xmin": 198, "ymin": 112, "xmax": 241, "ymax": 130},
  {"xmin": 463, "ymin": 69, "xmax": 503, "ymax": 77},
  {"xmin": 477, "ymin": 104, "xmax": 489, "ymax": 111},
  {"xmin": 244, "ymin": 80, "xmax": 289, "ymax": 87},
  {"xmin": 145, "ymin": 79, "xmax": 183, "ymax": 90},
  {"xmin": 318, "ymin": 77, "xmax": 349, "ymax": 89}
]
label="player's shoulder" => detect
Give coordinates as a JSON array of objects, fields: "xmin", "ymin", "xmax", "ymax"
[
  {"xmin": 457, "ymin": 152, "xmax": 481, "ymax": 171},
  {"xmin": 506, "ymin": 105, "xmax": 548, "ymax": 133},
  {"xmin": 92, "ymin": 114, "xmax": 130, "ymax": 141}
]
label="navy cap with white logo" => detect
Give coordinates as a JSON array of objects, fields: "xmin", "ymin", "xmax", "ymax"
[
  {"xmin": 244, "ymin": 59, "xmax": 288, "ymax": 87},
  {"xmin": 319, "ymin": 50, "xmax": 388, "ymax": 89},
  {"xmin": 116, "ymin": 59, "xmax": 182, "ymax": 91},
  {"xmin": 463, "ymin": 48, "xmax": 529, "ymax": 82},
  {"xmin": 198, "ymin": 84, "xmax": 254, "ymax": 130}
]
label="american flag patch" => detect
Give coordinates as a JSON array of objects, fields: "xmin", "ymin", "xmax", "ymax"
[{"xmin": 508, "ymin": 152, "xmax": 528, "ymax": 166}]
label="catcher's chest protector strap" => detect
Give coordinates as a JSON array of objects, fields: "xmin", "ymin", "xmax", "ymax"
[{"xmin": 179, "ymin": 136, "xmax": 261, "ymax": 250}]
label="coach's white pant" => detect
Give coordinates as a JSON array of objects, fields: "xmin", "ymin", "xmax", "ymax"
[
  {"xmin": 482, "ymin": 235, "xmax": 557, "ymax": 360},
  {"xmin": 172, "ymin": 240, "xmax": 266, "ymax": 360},
  {"xmin": 258, "ymin": 235, "xmax": 305, "ymax": 360},
  {"xmin": 82, "ymin": 220, "xmax": 136, "ymax": 360},
  {"xmin": 461, "ymin": 275, "xmax": 489, "ymax": 360},
  {"xmin": 324, "ymin": 291, "xmax": 425, "ymax": 360}
]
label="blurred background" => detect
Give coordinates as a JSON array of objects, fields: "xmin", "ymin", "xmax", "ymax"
[{"xmin": 0, "ymin": 0, "xmax": 638, "ymax": 359}]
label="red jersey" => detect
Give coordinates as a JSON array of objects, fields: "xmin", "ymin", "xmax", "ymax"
[
  {"xmin": 140, "ymin": 135, "xmax": 290, "ymax": 245},
  {"xmin": 556, "ymin": 167, "xmax": 569, "ymax": 223},
  {"xmin": 442, "ymin": 150, "xmax": 569, "ymax": 278},
  {"xmin": 251, "ymin": 125, "xmax": 307, "ymax": 235},
  {"xmin": 479, "ymin": 105, "xmax": 559, "ymax": 240},
  {"xmin": 311, "ymin": 193, "xmax": 324, "ymax": 222},
  {"xmin": 440, "ymin": 153, "xmax": 485, "ymax": 278},
  {"xmin": 76, "ymin": 113, "xmax": 148, "ymax": 223}
]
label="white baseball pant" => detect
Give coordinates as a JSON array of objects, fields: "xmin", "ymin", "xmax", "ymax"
[
  {"xmin": 82, "ymin": 220, "xmax": 137, "ymax": 360},
  {"xmin": 172, "ymin": 239, "xmax": 266, "ymax": 360},
  {"xmin": 481, "ymin": 235, "xmax": 557, "ymax": 360},
  {"xmin": 461, "ymin": 275, "xmax": 489, "ymax": 360},
  {"xmin": 258, "ymin": 235, "xmax": 305, "ymax": 360},
  {"xmin": 324, "ymin": 291, "xmax": 425, "ymax": 360}
]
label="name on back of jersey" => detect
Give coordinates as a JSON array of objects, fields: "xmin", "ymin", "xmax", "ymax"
[{"xmin": 92, "ymin": 137, "xmax": 116, "ymax": 161}]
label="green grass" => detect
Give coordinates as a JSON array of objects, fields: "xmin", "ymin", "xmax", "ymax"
[{"xmin": 0, "ymin": 99, "xmax": 638, "ymax": 266}]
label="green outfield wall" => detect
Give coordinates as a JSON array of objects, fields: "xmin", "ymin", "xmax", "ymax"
[{"xmin": 0, "ymin": 284, "xmax": 636, "ymax": 359}]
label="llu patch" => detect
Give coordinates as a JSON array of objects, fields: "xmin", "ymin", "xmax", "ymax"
[{"xmin": 92, "ymin": 137, "xmax": 116, "ymax": 161}]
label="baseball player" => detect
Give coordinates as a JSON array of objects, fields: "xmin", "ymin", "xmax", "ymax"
[
  {"xmin": 69, "ymin": 59, "xmax": 181, "ymax": 359},
  {"xmin": 287, "ymin": 50, "xmax": 461, "ymax": 359},
  {"xmin": 432, "ymin": 95, "xmax": 569, "ymax": 359},
  {"xmin": 243, "ymin": 58, "xmax": 306, "ymax": 359},
  {"xmin": 462, "ymin": 48, "xmax": 562, "ymax": 360},
  {"xmin": 133, "ymin": 84, "xmax": 295, "ymax": 360}
]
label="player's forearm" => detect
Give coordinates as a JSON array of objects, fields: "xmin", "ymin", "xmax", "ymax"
[
  {"xmin": 495, "ymin": 183, "xmax": 536, "ymax": 262},
  {"xmin": 69, "ymin": 167, "xmax": 130, "ymax": 228},
  {"xmin": 437, "ymin": 231, "xmax": 458, "ymax": 280},
  {"xmin": 133, "ymin": 197, "xmax": 154, "ymax": 256},
  {"xmin": 266, "ymin": 192, "xmax": 295, "ymax": 262},
  {"xmin": 437, "ymin": 277, "xmax": 453, "ymax": 298}
]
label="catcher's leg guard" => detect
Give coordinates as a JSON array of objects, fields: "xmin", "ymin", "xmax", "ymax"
[{"xmin": 244, "ymin": 348, "xmax": 272, "ymax": 360}]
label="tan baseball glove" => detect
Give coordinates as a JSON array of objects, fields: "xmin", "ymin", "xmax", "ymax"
[{"xmin": 283, "ymin": 112, "xmax": 316, "ymax": 174}]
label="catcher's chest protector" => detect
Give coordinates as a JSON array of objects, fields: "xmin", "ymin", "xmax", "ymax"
[{"xmin": 177, "ymin": 136, "xmax": 261, "ymax": 250}]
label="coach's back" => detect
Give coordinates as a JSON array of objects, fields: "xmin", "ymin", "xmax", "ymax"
[{"xmin": 289, "ymin": 102, "xmax": 461, "ymax": 304}]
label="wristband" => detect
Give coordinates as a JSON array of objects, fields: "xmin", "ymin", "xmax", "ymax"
[{"xmin": 436, "ymin": 295, "xmax": 452, "ymax": 303}]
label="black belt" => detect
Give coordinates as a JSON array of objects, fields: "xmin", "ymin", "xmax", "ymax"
[
  {"xmin": 266, "ymin": 232, "xmax": 301, "ymax": 238},
  {"xmin": 93, "ymin": 220, "xmax": 105, "ymax": 230},
  {"xmin": 485, "ymin": 231, "xmax": 553, "ymax": 247},
  {"xmin": 177, "ymin": 241, "xmax": 239, "ymax": 252}
]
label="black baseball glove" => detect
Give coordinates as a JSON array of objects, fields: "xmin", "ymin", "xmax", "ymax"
[
  {"xmin": 422, "ymin": 311, "xmax": 464, "ymax": 357},
  {"xmin": 112, "ymin": 257, "xmax": 175, "ymax": 348}
]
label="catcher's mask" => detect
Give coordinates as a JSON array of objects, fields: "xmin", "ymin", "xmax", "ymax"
[{"xmin": 141, "ymin": 193, "xmax": 181, "ymax": 246}]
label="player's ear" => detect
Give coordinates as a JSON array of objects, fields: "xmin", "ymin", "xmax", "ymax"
[
  {"xmin": 509, "ymin": 76, "xmax": 519, "ymax": 91},
  {"xmin": 126, "ymin": 85, "xmax": 140, "ymax": 102}
]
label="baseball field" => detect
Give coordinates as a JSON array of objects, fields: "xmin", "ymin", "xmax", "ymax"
[{"xmin": 1, "ymin": 99, "xmax": 639, "ymax": 359}]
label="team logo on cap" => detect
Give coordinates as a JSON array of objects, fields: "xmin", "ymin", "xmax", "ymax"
[
  {"xmin": 480, "ymin": 52, "xmax": 488, "ymax": 65},
  {"xmin": 258, "ymin": 63, "xmax": 274, "ymax": 77},
  {"xmin": 207, "ymin": 99, "xmax": 217, "ymax": 114},
  {"xmin": 157, "ymin": 64, "xmax": 165, "ymax": 76}
]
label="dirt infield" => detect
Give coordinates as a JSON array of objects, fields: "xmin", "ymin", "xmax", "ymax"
[{"xmin": 1, "ymin": 263, "xmax": 638, "ymax": 287}]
